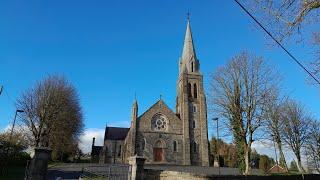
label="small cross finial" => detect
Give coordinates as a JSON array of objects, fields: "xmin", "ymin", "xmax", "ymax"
[
  {"xmin": 160, "ymin": 94, "xmax": 162, "ymax": 100},
  {"xmin": 134, "ymin": 92, "xmax": 137, "ymax": 101},
  {"xmin": 187, "ymin": 11, "xmax": 190, "ymax": 21}
]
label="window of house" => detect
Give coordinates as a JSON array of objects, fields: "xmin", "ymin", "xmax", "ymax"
[
  {"xmin": 193, "ymin": 105, "xmax": 197, "ymax": 113},
  {"xmin": 192, "ymin": 120, "xmax": 196, "ymax": 128},
  {"xmin": 173, "ymin": 141, "xmax": 178, "ymax": 152}
]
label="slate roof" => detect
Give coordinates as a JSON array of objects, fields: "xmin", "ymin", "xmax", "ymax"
[{"xmin": 104, "ymin": 127, "xmax": 130, "ymax": 140}]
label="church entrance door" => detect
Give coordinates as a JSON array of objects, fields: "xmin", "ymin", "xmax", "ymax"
[{"xmin": 154, "ymin": 148, "xmax": 163, "ymax": 162}]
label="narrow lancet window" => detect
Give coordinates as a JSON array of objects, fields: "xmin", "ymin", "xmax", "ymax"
[
  {"xmin": 191, "ymin": 62, "xmax": 194, "ymax": 72},
  {"xmin": 173, "ymin": 141, "xmax": 178, "ymax": 152},
  {"xmin": 193, "ymin": 142, "xmax": 197, "ymax": 153},
  {"xmin": 194, "ymin": 83, "xmax": 197, "ymax": 98},
  {"xmin": 188, "ymin": 83, "xmax": 192, "ymax": 97},
  {"xmin": 118, "ymin": 145, "xmax": 122, "ymax": 157},
  {"xmin": 141, "ymin": 138, "xmax": 146, "ymax": 151}
]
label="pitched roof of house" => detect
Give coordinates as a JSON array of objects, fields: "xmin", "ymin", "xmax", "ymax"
[
  {"xmin": 268, "ymin": 164, "xmax": 288, "ymax": 173},
  {"xmin": 104, "ymin": 127, "xmax": 130, "ymax": 140}
]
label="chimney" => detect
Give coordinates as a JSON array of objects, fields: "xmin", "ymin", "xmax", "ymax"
[{"xmin": 92, "ymin": 137, "xmax": 95, "ymax": 147}]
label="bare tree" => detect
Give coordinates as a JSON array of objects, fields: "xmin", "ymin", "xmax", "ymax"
[
  {"xmin": 306, "ymin": 120, "xmax": 320, "ymax": 173},
  {"xmin": 281, "ymin": 99, "xmax": 311, "ymax": 172},
  {"xmin": 245, "ymin": 0, "xmax": 320, "ymax": 41},
  {"xmin": 264, "ymin": 93, "xmax": 289, "ymax": 171},
  {"xmin": 244, "ymin": 0, "xmax": 320, "ymax": 80},
  {"xmin": 311, "ymin": 33, "xmax": 320, "ymax": 80},
  {"xmin": 16, "ymin": 75, "xmax": 84, "ymax": 154},
  {"xmin": 209, "ymin": 52, "xmax": 279, "ymax": 174}
]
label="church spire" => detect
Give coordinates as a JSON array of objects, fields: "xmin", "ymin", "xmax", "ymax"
[
  {"xmin": 180, "ymin": 16, "xmax": 199, "ymax": 74},
  {"xmin": 182, "ymin": 19, "xmax": 196, "ymax": 61}
]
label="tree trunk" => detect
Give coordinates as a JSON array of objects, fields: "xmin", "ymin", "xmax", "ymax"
[
  {"xmin": 244, "ymin": 145, "xmax": 251, "ymax": 175},
  {"xmin": 276, "ymin": 140, "xmax": 288, "ymax": 171},
  {"xmin": 295, "ymin": 152, "xmax": 305, "ymax": 173}
]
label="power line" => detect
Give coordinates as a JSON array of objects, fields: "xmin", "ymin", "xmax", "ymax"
[
  {"xmin": 233, "ymin": 0, "xmax": 320, "ymax": 85},
  {"xmin": 3, "ymin": 87, "xmax": 16, "ymax": 104}
]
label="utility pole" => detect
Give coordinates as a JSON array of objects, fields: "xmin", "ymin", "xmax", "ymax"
[
  {"xmin": 213, "ymin": 117, "xmax": 220, "ymax": 175},
  {"xmin": 9, "ymin": 109, "xmax": 24, "ymax": 140}
]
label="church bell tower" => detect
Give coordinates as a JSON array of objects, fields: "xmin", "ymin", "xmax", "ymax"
[{"xmin": 176, "ymin": 18, "xmax": 209, "ymax": 166}]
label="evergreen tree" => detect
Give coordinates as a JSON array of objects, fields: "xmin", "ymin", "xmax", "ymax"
[{"xmin": 290, "ymin": 160, "xmax": 299, "ymax": 172}]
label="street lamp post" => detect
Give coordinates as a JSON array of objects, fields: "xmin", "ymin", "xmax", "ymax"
[
  {"xmin": 212, "ymin": 117, "xmax": 220, "ymax": 175},
  {"xmin": 9, "ymin": 109, "xmax": 24, "ymax": 140}
]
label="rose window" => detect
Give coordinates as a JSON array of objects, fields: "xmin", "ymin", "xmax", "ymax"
[{"xmin": 152, "ymin": 114, "xmax": 168, "ymax": 131}]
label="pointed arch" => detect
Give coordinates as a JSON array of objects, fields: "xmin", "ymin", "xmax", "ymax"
[{"xmin": 154, "ymin": 139, "xmax": 166, "ymax": 148}]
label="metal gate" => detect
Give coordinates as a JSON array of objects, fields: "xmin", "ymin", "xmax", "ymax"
[{"xmin": 81, "ymin": 164, "xmax": 131, "ymax": 180}]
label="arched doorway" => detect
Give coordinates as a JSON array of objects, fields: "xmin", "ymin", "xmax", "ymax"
[{"xmin": 153, "ymin": 139, "xmax": 166, "ymax": 162}]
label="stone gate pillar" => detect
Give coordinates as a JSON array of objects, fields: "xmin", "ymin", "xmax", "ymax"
[
  {"xmin": 27, "ymin": 147, "xmax": 52, "ymax": 180},
  {"xmin": 128, "ymin": 155, "xmax": 146, "ymax": 180}
]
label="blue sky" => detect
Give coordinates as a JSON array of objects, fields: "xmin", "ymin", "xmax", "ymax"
[{"xmin": 0, "ymin": 1, "xmax": 319, "ymax": 157}]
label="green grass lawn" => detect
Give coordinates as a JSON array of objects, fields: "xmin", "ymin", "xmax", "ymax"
[{"xmin": 0, "ymin": 166, "xmax": 26, "ymax": 180}]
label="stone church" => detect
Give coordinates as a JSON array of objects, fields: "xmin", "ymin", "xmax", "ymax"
[{"xmin": 91, "ymin": 19, "xmax": 209, "ymax": 166}]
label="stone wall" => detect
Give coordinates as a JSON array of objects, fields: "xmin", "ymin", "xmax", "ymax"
[
  {"xmin": 144, "ymin": 169, "xmax": 320, "ymax": 180},
  {"xmin": 144, "ymin": 170, "xmax": 209, "ymax": 180}
]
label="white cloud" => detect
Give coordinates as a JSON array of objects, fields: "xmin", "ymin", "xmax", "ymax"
[
  {"xmin": 79, "ymin": 128, "xmax": 105, "ymax": 154},
  {"xmin": 0, "ymin": 124, "xmax": 12, "ymax": 132}
]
